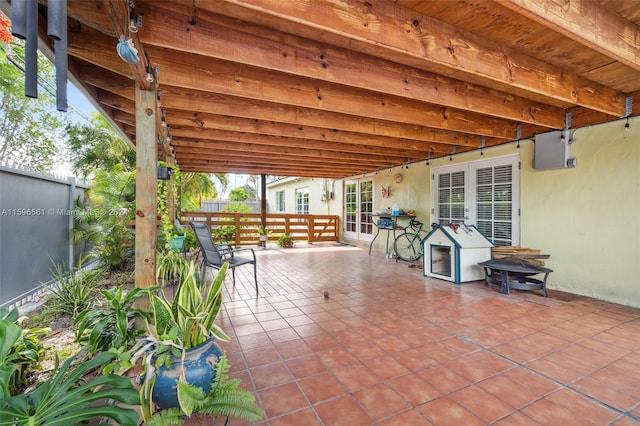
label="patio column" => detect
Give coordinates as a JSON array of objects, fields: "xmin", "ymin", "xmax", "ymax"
[
  {"xmin": 260, "ymin": 173, "xmax": 266, "ymax": 228},
  {"xmin": 134, "ymin": 81, "xmax": 157, "ymax": 307}
]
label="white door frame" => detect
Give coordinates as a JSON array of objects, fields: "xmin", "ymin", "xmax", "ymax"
[
  {"xmin": 344, "ymin": 178, "xmax": 374, "ymax": 242},
  {"xmin": 432, "ymin": 154, "xmax": 520, "ymax": 245}
]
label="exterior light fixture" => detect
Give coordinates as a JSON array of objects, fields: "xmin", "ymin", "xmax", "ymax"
[
  {"xmin": 145, "ymin": 65, "xmax": 154, "ymax": 83},
  {"xmin": 129, "ymin": 12, "xmax": 139, "ymax": 33}
]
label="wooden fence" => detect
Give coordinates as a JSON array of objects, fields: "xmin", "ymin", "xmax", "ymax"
[{"xmin": 179, "ymin": 212, "xmax": 339, "ymax": 246}]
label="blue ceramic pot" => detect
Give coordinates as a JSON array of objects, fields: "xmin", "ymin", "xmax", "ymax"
[
  {"xmin": 152, "ymin": 337, "xmax": 223, "ymax": 409},
  {"xmin": 168, "ymin": 235, "xmax": 186, "ymax": 250}
]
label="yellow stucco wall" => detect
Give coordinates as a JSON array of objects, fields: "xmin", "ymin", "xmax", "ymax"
[{"xmin": 520, "ymin": 118, "xmax": 640, "ymax": 307}]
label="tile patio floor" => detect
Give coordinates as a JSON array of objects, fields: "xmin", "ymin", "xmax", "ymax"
[{"xmin": 209, "ymin": 243, "xmax": 640, "ymax": 425}]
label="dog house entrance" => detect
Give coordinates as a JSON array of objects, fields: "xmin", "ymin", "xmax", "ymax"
[{"xmin": 431, "ymin": 245, "xmax": 452, "ymax": 278}]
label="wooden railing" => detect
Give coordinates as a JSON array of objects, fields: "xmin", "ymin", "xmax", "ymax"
[{"xmin": 179, "ymin": 212, "xmax": 339, "ymax": 246}]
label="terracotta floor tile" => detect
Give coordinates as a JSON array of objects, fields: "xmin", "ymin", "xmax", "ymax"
[
  {"xmin": 260, "ymin": 318, "xmax": 291, "ymax": 332},
  {"xmin": 443, "ymin": 355, "xmax": 499, "ymax": 383},
  {"xmin": 303, "ymin": 333, "xmax": 342, "ymax": 352},
  {"xmin": 478, "ymin": 374, "xmax": 542, "ymax": 409},
  {"xmin": 275, "ymin": 339, "xmax": 313, "ymax": 360},
  {"xmin": 417, "ymin": 396, "xmax": 485, "ymax": 425},
  {"xmin": 492, "ymin": 411, "xmax": 542, "ymax": 425},
  {"xmin": 268, "ymin": 408, "xmax": 322, "ymax": 426},
  {"xmin": 392, "ymin": 347, "xmax": 438, "ymax": 370},
  {"xmin": 465, "ymin": 350, "xmax": 516, "ymax": 374},
  {"xmin": 297, "ymin": 372, "xmax": 346, "ymax": 404},
  {"xmin": 284, "ymin": 354, "xmax": 327, "ymax": 379},
  {"xmin": 331, "ymin": 327, "xmax": 366, "ymax": 344},
  {"xmin": 237, "ymin": 331, "xmax": 272, "ymax": 350},
  {"xmin": 333, "ymin": 362, "xmax": 379, "ymax": 392},
  {"xmin": 266, "ymin": 327, "xmax": 300, "ymax": 343},
  {"xmin": 451, "ymin": 385, "xmax": 516, "ymax": 423},
  {"xmin": 378, "ymin": 409, "xmax": 432, "ymax": 425},
  {"xmin": 316, "ymin": 346, "xmax": 358, "ymax": 369},
  {"xmin": 363, "ymin": 354, "xmax": 411, "ymax": 380},
  {"xmin": 500, "ymin": 367, "xmax": 559, "ymax": 397},
  {"xmin": 313, "ymin": 395, "xmax": 372, "ymax": 426},
  {"xmin": 345, "ymin": 339, "xmax": 386, "ymax": 360},
  {"xmin": 387, "ymin": 373, "xmax": 443, "ymax": 406},
  {"xmin": 243, "ymin": 346, "xmax": 281, "ymax": 368},
  {"xmin": 233, "ymin": 322, "xmax": 266, "ymax": 336},
  {"xmin": 212, "ymin": 245, "xmax": 635, "ymax": 424},
  {"xmin": 417, "ymin": 341, "xmax": 461, "ymax": 363},
  {"xmin": 589, "ymin": 361, "xmax": 640, "ymax": 398},
  {"xmin": 525, "ymin": 357, "xmax": 584, "ymax": 383},
  {"xmin": 353, "ymin": 383, "xmax": 411, "ymax": 420},
  {"xmin": 570, "ymin": 376, "xmax": 639, "ymax": 412},
  {"xmin": 519, "ymin": 399, "xmax": 591, "ymax": 425},
  {"xmin": 257, "ymin": 382, "xmax": 309, "ymax": 418},
  {"xmin": 418, "ymin": 364, "xmax": 472, "ymax": 394}
]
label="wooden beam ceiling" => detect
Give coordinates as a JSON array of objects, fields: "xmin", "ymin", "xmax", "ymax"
[{"xmin": 20, "ymin": 0, "xmax": 640, "ymax": 178}]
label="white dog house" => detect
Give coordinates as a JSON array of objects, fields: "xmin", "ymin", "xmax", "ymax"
[{"xmin": 423, "ymin": 224, "xmax": 493, "ymax": 284}]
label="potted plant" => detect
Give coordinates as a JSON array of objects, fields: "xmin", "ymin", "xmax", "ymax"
[
  {"xmin": 277, "ymin": 233, "xmax": 295, "ymax": 248},
  {"xmin": 256, "ymin": 225, "xmax": 272, "ymax": 247},
  {"xmin": 128, "ymin": 261, "xmax": 262, "ymax": 422},
  {"xmin": 168, "ymin": 225, "xmax": 186, "ymax": 250}
]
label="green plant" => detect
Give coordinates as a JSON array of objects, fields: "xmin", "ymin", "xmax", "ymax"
[
  {"xmin": 277, "ymin": 233, "xmax": 295, "ymax": 247},
  {"xmin": 212, "ymin": 224, "xmax": 236, "ymax": 243},
  {"xmin": 128, "ymin": 261, "xmax": 230, "ymax": 421},
  {"xmin": 183, "ymin": 228, "xmax": 198, "ymax": 251},
  {"xmin": 147, "ymin": 354, "xmax": 263, "ymax": 425},
  {"xmin": 0, "ymin": 351, "xmax": 141, "ymax": 426},
  {"xmin": 156, "ymin": 249, "xmax": 192, "ymax": 286},
  {"xmin": 74, "ymin": 286, "xmax": 153, "ymax": 355},
  {"xmin": 0, "ymin": 308, "xmax": 49, "ymax": 395},
  {"xmin": 256, "ymin": 226, "xmax": 272, "ymax": 236},
  {"xmin": 44, "ymin": 261, "xmax": 105, "ymax": 319}
]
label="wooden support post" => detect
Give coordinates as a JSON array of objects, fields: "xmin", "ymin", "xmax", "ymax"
[
  {"xmin": 260, "ymin": 174, "xmax": 267, "ymax": 228},
  {"xmin": 134, "ymin": 82, "xmax": 157, "ymax": 310},
  {"xmin": 166, "ymin": 156, "xmax": 176, "ymax": 222}
]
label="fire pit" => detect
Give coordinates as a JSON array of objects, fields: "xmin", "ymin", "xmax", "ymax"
[{"xmin": 478, "ymin": 258, "xmax": 553, "ymax": 296}]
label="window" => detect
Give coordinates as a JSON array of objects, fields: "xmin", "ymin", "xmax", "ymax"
[
  {"xmin": 295, "ymin": 188, "xmax": 309, "ymax": 214},
  {"xmin": 433, "ymin": 155, "xmax": 519, "ymax": 246},
  {"xmin": 276, "ymin": 190, "xmax": 285, "ymax": 212}
]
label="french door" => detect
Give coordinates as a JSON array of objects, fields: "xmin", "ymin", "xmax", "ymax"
[
  {"xmin": 432, "ymin": 155, "xmax": 520, "ymax": 246},
  {"xmin": 344, "ymin": 178, "xmax": 374, "ymax": 242}
]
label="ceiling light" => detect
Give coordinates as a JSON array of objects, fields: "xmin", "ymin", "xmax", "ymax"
[{"xmin": 625, "ymin": 118, "xmax": 630, "ymax": 132}]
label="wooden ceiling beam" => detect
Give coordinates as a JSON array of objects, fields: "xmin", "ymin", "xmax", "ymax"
[
  {"xmin": 206, "ymin": 0, "xmax": 626, "ymax": 116},
  {"xmin": 166, "ymin": 110, "xmax": 481, "ymax": 149},
  {"xmin": 181, "ymin": 157, "xmax": 370, "ymax": 174},
  {"xmin": 66, "ymin": 28, "xmax": 519, "ymax": 139},
  {"xmin": 97, "ymin": 0, "xmax": 152, "ymax": 90},
  {"xmin": 500, "ymin": 0, "xmax": 640, "ymax": 73},
  {"xmin": 176, "ymin": 150, "xmax": 392, "ymax": 170},
  {"xmin": 171, "ymin": 139, "xmax": 423, "ymax": 163},
  {"xmin": 168, "ymin": 127, "xmax": 466, "ymax": 157},
  {"xmin": 159, "ymin": 88, "xmax": 511, "ymax": 145},
  {"xmin": 130, "ymin": 5, "xmax": 563, "ymax": 128}
]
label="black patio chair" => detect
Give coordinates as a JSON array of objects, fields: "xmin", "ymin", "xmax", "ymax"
[{"xmin": 190, "ymin": 221, "xmax": 258, "ymax": 295}]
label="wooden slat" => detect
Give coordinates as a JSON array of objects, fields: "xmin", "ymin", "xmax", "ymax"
[
  {"xmin": 501, "ymin": 0, "xmax": 640, "ymax": 72},
  {"xmin": 209, "ymin": 0, "xmax": 625, "ymax": 116}
]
